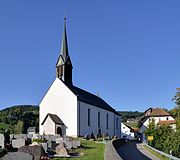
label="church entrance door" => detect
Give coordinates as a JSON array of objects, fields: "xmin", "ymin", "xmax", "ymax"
[{"xmin": 57, "ymin": 126, "xmax": 62, "ymax": 136}]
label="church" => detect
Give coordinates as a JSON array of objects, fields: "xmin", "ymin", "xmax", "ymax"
[{"xmin": 39, "ymin": 18, "xmax": 121, "ymax": 137}]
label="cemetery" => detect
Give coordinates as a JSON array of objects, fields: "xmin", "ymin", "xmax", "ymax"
[
  {"xmin": 0, "ymin": 129, "xmax": 83, "ymax": 160},
  {"xmin": 0, "ymin": 130, "xmax": 108, "ymax": 160}
]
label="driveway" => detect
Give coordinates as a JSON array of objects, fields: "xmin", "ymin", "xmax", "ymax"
[{"xmin": 117, "ymin": 141, "xmax": 160, "ymax": 160}]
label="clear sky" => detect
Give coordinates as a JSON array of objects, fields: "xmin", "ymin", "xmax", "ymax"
[{"xmin": 0, "ymin": 0, "xmax": 180, "ymax": 111}]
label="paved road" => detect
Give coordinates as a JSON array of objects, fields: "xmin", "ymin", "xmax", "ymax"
[{"xmin": 117, "ymin": 141, "xmax": 160, "ymax": 160}]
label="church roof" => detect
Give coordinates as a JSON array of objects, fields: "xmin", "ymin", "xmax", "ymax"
[
  {"xmin": 67, "ymin": 83, "xmax": 120, "ymax": 115},
  {"xmin": 41, "ymin": 113, "xmax": 64, "ymax": 125},
  {"xmin": 56, "ymin": 17, "xmax": 72, "ymax": 67}
]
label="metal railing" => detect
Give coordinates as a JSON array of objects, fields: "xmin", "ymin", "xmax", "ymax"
[{"xmin": 144, "ymin": 143, "xmax": 180, "ymax": 160}]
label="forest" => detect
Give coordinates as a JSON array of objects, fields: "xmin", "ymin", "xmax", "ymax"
[{"xmin": 0, "ymin": 105, "xmax": 39, "ymax": 134}]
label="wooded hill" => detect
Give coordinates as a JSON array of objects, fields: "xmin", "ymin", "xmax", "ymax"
[
  {"xmin": 0, "ymin": 105, "xmax": 39, "ymax": 134},
  {"xmin": 118, "ymin": 111, "xmax": 143, "ymax": 122}
]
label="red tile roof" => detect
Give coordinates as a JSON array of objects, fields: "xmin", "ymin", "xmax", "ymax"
[{"xmin": 148, "ymin": 108, "xmax": 170, "ymax": 116}]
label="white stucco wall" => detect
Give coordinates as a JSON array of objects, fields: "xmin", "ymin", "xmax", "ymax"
[
  {"xmin": 43, "ymin": 116, "xmax": 55, "ymax": 135},
  {"xmin": 140, "ymin": 116, "xmax": 176, "ymax": 133},
  {"xmin": 78, "ymin": 101, "xmax": 121, "ymax": 137},
  {"xmin": 39, "ymin": 78, "xmax": 78, "ymax": 136},
  {"xmin": 121, "ymin": 123, "xmax": 134, "ymax": 140}
]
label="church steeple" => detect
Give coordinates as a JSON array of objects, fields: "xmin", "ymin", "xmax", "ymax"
[{"xmin": 56, "ymin": 17, "xmax": 73, "ymax": 85}]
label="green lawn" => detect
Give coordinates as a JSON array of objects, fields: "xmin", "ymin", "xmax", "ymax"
[
  {"xmin": 52, "ymin": 140, "xmax": 105, "ymax": 160},
  {"xmin": 143, "ymin": 145, "xmax": 169, "ymax": 160}
]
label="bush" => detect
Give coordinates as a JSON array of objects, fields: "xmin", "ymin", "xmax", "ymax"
[{"xmin": 32, "ymin": 139, "xmax": 47, "ymax": 143}]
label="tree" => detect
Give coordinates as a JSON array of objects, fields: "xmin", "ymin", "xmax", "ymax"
[
  {"xmin": 14, "ymin": 120, "xmax": 24, "ymax": 134},
  {"xmin": 165, "ymin": 129, "xmax": 180, "ymax": 157},
  {"xmin": 145, "ymin": 118, "xmax": 156, "ymax": 146},
  {"xmin": 172, "ymin": 89, "xmax": 180, "ymax": 107},
  {"xmin": 154, "ymin": 125, "xmax": 173, "ymax": 153}
]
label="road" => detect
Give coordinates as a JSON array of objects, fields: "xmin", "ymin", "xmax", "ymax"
[{"xmin": 117, "ymin": 141, "xmax": 160, "ymax": 160}]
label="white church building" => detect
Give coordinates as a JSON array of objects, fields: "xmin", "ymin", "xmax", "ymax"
[{"xmin": 39, "ymin": 18, "xmax": 121, "ymax": 137}]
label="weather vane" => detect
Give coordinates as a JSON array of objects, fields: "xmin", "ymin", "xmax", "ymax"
[{"xmin": 64, "ymin": 13, "xmax": 67, "ymax": 20}]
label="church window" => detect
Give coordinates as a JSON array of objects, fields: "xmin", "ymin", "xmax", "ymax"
[
  {"xmin": 106, "ymin": 114, "xmax": 109, "ymax": 129},
  {"xmin": 88, "ymin": 109, "xmax": 90, "ymax": 126},
  {"xmin": 116, "ymin": 117, "xmax": 119, "ymax": 129},
  {"xmin": 98, "ymin": 112, "xmax": 100, "ymax": 127},
  {"xmin": 59, "ymin": 66, "xmax": 63, "ymax": 77},
  {"xmin": 166, "ymin": 117, "xmax": 169, "ymax": 120}
]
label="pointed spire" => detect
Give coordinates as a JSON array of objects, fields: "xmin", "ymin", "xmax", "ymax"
[
  {"xmin": 61, "ymin": 16, "xmax": 69, "ymax": 61},
  {"xmin": 56, "ymin": 16, "xmax": 72, "ymax": 67}
]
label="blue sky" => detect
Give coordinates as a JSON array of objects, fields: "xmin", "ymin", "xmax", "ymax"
[{"xmin": 0, "ymin": 1, "xmax": 180, "ymax": 111}]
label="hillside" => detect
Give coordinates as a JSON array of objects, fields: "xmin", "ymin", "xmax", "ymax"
[
  {"xmin": 0, "ymin": 105, "xmax": 39, "ymax": 134},
  {"xmin": 118, "ymin": 111, "xmax": 143, "ymax": 122}
]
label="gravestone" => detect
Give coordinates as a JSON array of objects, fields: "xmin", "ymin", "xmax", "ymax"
[
  {"xmin": 40, "ymin": 143, "xmax": 48, "ymax": 152},
  {"xmin": 55, "ymin": 142, "xmax": 68, "ymax": 156},
  {"xmin": 0, "ymin": 134, "xmax": 4, "ymax": 148},
  {"xmin": 19, "ymin": 145, "xmax": 45, "ymax": 160},
  {"xmin": 44, "ymin": 135, "xmax": 50, "ymax": 140},
  {"xmin": 32, "ymin": 134, "xmax": 39, "ymax": 140},
  {"xmin": 56, "ymin": 137, "xmax": 63, "ymax": 144},
  {"xmin": 84, "ymin": 134, "xmax": 90, "ymax": 140},
  {"xmin": 1, "ymin": 152, "xmax": 32, "ymax": 160},
  {"xmin": 48, "ymin": 140, "xmax": 57, "ymax": 150},
  {"xmin": 50, "ymin": 136, "xmax": 56, "ymax": 142},
  {"xmin": 37, "ymin": 135, "xmax": 43, "ymax": 139},
  {"xmin": 14, "ymin": 134, "xmax": 23, "ymax": 139},
  {"xmin": 64, "ymin": 141, "xmax": 72, "ymax": 149},
  {"xmin": 12, "ymin": 139, "xmax": 25, "ymax": 148},
  {"xmin": 63, "ymin": 137, "xmax": 69, "ymax": 142},
  {"xmin": 27, "ymin": 134, "xmax": 33, "ymax": 139},
  {"xmin": 4, "ymin": 129, "xmax": 10, "ymax": 145},
  {"xmin": 72, "ymin": 141, "xmax": 80, "ymax": 149},
  {"xmin": 68, "ymin": 137, "xmax": 73, "ymax": 142}
]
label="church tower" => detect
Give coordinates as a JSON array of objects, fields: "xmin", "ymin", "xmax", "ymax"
[{"xmin": 56, "ymin": 17, "xmax": 73, "ymax": 86}]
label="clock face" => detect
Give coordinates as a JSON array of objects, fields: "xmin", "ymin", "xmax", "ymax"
[{"xmin": 58, "ymin": 56, "xmax": 64, "ymax": 65}]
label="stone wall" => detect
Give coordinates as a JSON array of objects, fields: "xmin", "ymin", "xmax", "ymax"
[{"xmin": 104, "ymin": 139, "xmax": 126, "ymax": 160}]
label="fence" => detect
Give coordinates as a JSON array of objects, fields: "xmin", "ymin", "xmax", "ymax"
[{"xmin": 144, "ymin": 143, "xmax": 180, "ymax": 160}]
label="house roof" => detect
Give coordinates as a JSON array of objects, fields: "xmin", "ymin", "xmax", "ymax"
[
  {"xmin": 158, "ymin": 120, "xmax": 176, "ymax": 125},
  {"xmin": 41, "ymin": 113, "xmax": 64, "ymax": 125},
  {"xmin": 149, "ymin": 108, "xmax": 170, "ymax": 116},
  {"xmin": 132, "ymin": 128, "xmax": 140, "ymax": 132},
  {"xmin": 122, "ymin": 123, "xmax": 139, "ymax": 132},
  {"xmin": 66, "ymin": 83, "xmax": 120, "ymax": 115}
]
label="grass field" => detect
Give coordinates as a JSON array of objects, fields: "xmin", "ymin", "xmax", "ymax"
[
  {"xmin": 143, "ymin": 145, "xmax": 169, "ymax": 160},
  {"xmin": 52, "ymin": 140, "xmax": 105, "ymax": 160}
]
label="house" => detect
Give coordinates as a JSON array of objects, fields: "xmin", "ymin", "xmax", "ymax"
[
  {"xmin": 27, "ymin": 127, "xmax": 36, "ymax": 134},
  {"xmin": 39, "ymin": 18, "xmax": 121, "ymax": 137},
  {"xmin": 139, "ymin": 107, "xmax": 176, "ymax": 141},
  {"xmin": 121, "ymin": 123, "xmax": 135, "ymax": 140}
]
